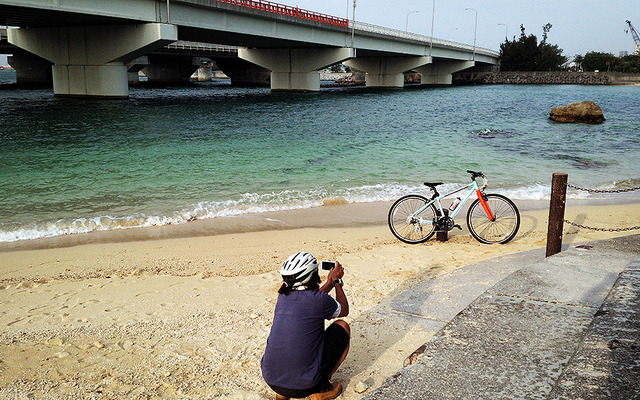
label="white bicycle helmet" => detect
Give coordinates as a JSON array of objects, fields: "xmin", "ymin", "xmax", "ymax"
[{"xmin": 281, "ymin": 251, "xmax": 318, "ymax": 287}]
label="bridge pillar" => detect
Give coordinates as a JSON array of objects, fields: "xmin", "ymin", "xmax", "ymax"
[
  {"xmin": 8, "ymin": 23, "xmax": 178, "ymax": 98},
  {"xmin": 416, "ymin": 60, "xmax": 475, "ymax": 85},
  {"xmin": 238, "ymin": 48, "xmax": 354, "ymax": 91},
  {"xmin": 196, "ymin": 61, "xmax": 213, "ymax": 82},
  {"xmin": 214, "ymin": 58, "xmax": 270, "ymax": 87},
  {"xmin": 126, "ymin": 56, "xmax": 149, "ymax": 85},
  {"xmin": 143, "ymin": 55, "xmax": 203, "ymax": 85},
  {"xmin": 345, "ymin": 56, "xmax": 432, "ymax": 88}
]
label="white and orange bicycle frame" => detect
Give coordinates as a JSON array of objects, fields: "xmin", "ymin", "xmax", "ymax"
[{"xmin": 413, "ymin": 177, "xmax": 495, "ymax": 224}]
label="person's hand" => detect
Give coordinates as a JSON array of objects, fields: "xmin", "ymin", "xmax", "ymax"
[{"xmin": 328, "ymin": 261, "xmax": 344, "ymax": 281}]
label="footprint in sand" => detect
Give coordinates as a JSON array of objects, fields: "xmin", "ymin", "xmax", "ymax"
[
  {"xmin": 80, "ymin": 299, "xmax": 102, "ymax": 305},
  {"xmin": 28, "ymin": 304, "xmax": 48, "ymax": 313},
  {"xmin": 61, "ymin": 298, "xmax": 80, "ymax": 309},
  {"xmin": 52, "ymin": 291, "xmax": 75, "ymax": 300},
  {"xmin": 7, "ymin": 317, "xmax": 24, "ymax": 326},
  {"xmin": 15, "ymin": 281, "xmax": 38, "ymax": 290},
  {"xmin": 135, "ymin": 291, "xmax": 160, "ymax": 297},
  {"xmin": 117, "ymin": 340, "xmax": 134, "ymax": 350}
]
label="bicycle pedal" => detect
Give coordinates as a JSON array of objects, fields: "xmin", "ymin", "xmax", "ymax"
[{"xmin": 454, "ymin": 224, "xmax": 462, "ymax": 230}]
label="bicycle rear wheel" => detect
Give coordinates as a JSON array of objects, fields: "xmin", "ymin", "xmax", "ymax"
[
  {"xmin": 388, "ymin": 195, "xmax": 437, "ymax": 244},
  {"xmin": 466, "ymin": 194, "xmax": 520, "ymax": 244}
]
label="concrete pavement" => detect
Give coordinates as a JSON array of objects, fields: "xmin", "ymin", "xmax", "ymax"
[{"xmin": 365, "ymin": 234, "xmax": 640, "ymax": 400}]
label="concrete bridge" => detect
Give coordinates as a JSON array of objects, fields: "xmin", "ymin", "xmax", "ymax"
[
  {"xmin": 1, "ymin": 30, "xmax": 250, "ymax": 86},
  {"xmin": 0, "ymin": 0, "xmax": 499, "ymax": 97},
  {"xmin": 1, "ymin": 31, "xmax": 243, "ymax": 86}
]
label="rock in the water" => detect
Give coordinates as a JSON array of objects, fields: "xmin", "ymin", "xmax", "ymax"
[{"xmin": 549, "ymin": 101, "xmax": 605, "ymax": 124}]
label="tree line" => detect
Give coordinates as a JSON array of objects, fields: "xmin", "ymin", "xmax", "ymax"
[
  {"xmin": 499, "ymin": 24, "xmax": 640, "ymax": 73},
  {"xmin": 575, "ymin": 52, "xmax": 640, "ymax": 73}
]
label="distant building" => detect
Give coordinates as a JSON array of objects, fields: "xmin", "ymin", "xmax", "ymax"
[{"xmin": 561, "ymin": 59, "xmax": 582, "ymax": 72}]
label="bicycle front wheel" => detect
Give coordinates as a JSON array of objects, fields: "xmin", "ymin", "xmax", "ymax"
[
  {"xmin": 466, "ymin": 194, "xmax": 520, "ymax": 244},
  {"xmin": 388, "ymin": 195, "xmax": 437, "ymax": 244}
]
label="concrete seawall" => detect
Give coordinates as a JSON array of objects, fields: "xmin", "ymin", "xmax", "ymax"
[{"xmin": 453, "ymin": 71, "xmax": 640, "ymax": 85}]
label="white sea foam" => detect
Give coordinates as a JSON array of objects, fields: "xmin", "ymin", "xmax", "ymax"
[
  {"xmin": 0, "ymin": 215, "xmax": 184, "ymax": 243},
  {"xmin": 0, "ymin": 181, "xmax": 634, "ymax": 242}
]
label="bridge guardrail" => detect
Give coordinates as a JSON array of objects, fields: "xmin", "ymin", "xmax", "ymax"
[
  {"xmin": 351, "ymin": 21, "xmax": 499, "ymax": 57},
  {"xmin": 210, "ymin": 0, "xmax": 348, "ymax": 27},
  {"xmin": 166, "ymin": 41, "xmax": 238, "ymax": 52}
]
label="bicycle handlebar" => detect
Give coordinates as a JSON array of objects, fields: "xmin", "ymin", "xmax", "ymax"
[{"xmin": 467, "ymin": 170, "xmax": 485, "ymax": 181}]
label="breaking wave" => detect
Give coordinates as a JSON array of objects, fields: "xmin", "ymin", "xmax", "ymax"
[{"xmin": 0, "ymin": 180, "xmax": 636, "ymax": 242}]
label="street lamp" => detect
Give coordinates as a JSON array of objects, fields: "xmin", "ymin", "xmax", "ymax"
[
  {"xmin": 430, "ymin": 0, "xmax": 436, "ymax": 56},
  {"xmin": 465, "ymin": 7, "xmax": 477, "ymax": 60},
  {"xmin": 351, "ymin": 0, "xmax": 357, "ymax": 48},
  {"xmin": 498, "ymin": 23, "xmax": 508, "ymax": 40},
  {"xmin": 405, "ymin": 10, "xmax": 419, "ymax": 32}
]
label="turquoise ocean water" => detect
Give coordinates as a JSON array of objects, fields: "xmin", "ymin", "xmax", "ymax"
[{"xmin": 1, "ymin": 71, "xmax": 639, "ymax": 242}]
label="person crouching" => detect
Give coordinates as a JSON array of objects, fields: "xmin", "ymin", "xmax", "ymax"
[{"xmin": 261, "ymin": 252, "xmax": 350, "ymax": 400}]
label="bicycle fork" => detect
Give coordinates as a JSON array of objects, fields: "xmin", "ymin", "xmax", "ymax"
[{"xmin": 476, "ymin": 190, "xmax": 496, "ymax": 221}]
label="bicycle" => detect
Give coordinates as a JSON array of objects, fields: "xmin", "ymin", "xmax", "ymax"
[{"xmin": 388, "ymin": 170, "xmax": 520, "ymax": 244}]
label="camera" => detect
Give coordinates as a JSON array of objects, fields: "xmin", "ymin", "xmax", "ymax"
[{"xmin": 321, "ymin": 261, "xmax": 336, "ymax": 270}]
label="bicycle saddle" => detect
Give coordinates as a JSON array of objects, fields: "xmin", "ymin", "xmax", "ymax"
[{"xmin": 423, "ymin": 182, "xmax": 443, "ymax": 188}]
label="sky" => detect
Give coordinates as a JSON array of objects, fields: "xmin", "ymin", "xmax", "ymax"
[{"xmin": 0, "ymin": 1, "xmax": 637, "ymax": 65}]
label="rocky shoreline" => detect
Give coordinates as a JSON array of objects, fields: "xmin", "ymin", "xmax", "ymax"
[
  {"xmin": 453, "ymin": 71, "xmax": 640, "ymax": 85},
  {"xmin": 320, "ymin": 71, "xmax": 640, "ymax": 87}
]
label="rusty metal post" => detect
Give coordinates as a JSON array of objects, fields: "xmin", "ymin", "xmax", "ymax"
[
  {"xmin": 437, "ymin": 209, "xmax": 448, "ymax": 242},
  {"xmin": 546, "ymin": 173, "xmax": 568, "ymax": 257}
]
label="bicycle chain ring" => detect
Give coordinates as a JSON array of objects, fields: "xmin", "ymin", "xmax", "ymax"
[{"xmin": 436, "ymin": 216, "xmax": 455, "ymax": 231}]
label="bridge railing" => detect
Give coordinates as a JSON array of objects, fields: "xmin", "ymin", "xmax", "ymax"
[
  {"xmin": 211, "ymin": 0, "xmax": 348, "ymax": 27},
  {"xmin": 351, "ymin": 21, "xmax": 499, "ymax": 57},
  {"xmin": 166, "ymin": 41, "xmax": 238, "ymax": 52}
]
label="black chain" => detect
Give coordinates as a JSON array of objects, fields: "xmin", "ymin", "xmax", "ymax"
[
  {"xmin": 564, "ymin": 181, "xmax": 640, "ymax": 231},
  {"xmin": 563, "ymin": 219, "xmax": 640, "ymax": 232},
  {"xmin": 567, "ymin": 183, "xmax": 640, "ymax": 193}
]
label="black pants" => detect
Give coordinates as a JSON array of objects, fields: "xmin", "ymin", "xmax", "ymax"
[{"xmin": 268, "ymin": 323, "xmax": 350, "ymax": 398}]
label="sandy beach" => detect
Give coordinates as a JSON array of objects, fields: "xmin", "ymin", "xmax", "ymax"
[{"xmin": 1, "ymin": 200, "xmax": 639, "ymax": 399}]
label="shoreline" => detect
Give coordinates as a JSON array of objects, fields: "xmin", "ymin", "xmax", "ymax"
[
  {"xmin": 453, "ymin": 71, "xmax": 640, "ymax": 86},
  {"xmin": 3, "ymin": 71, "xmax": 640, "ymax": 91},
  {"xmin": 2, "ymin": 199, "xmax": 640, "ymax": 285},
  {"xmin": 2, "ymin": 197, "xmax": 639, "ymax": 253},
  {"xmin": 1, "ymin": 201, "xmax": 640, "ymax": 398}
]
